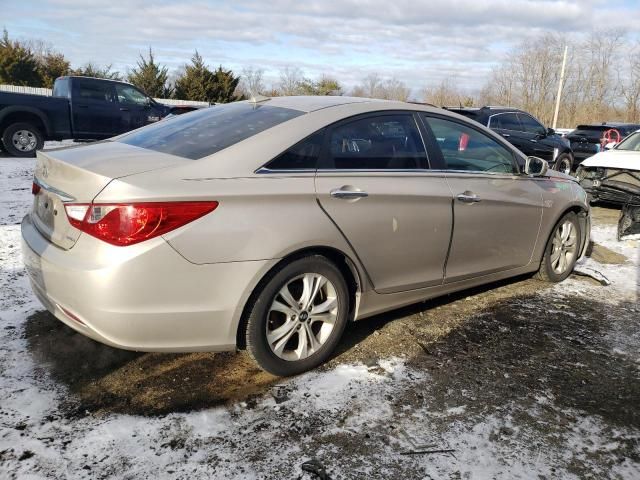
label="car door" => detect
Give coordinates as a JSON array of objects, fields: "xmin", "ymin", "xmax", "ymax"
[
  {"xmin": 315, "ymin": 112, "xmax": 453, "ymax": 294},
  {"xmin": 421, "ymin": 114, "xmax": 543, "ymax": 283},
  {"xmin": 71, "ymin": 78, "xmax": 120, "ymax": 138},
  {"xmin": 114, "ymin": 83, "xmax": 155, "ymax": 133},
  {"xmin": 517, "ymin": 113, "xmax": 556, "ymax": 161}
]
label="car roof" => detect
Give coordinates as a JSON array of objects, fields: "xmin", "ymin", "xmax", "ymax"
[{"xmin": 263, "ymin": 95, "xmax": 389, "ymax": 113}]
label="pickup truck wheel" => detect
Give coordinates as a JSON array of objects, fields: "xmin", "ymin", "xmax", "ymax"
[{"xmin": 2, "ymin": 122, "xmax": 44, "ymax": 158}]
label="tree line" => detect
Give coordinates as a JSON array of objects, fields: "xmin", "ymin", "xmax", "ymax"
[
  {"xmin": 424, "ymin": 30, "xmax": 640, "ymax": 126},
  {"xmin": 2, "ymin": 28, "xmax": 639, "ymax": 126}
]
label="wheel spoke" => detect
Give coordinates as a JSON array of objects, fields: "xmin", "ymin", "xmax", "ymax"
[
  {"xmin": 310, "ymin": 311, "xmax": 337, "ymax": 325},
  {"xmin": 311, "ymin": 296, "xmax": 337, "ymax": 315},
  {"xmin": 267, "ymin": 318, "xmax": 298, "ymax": 345},
  {"xmin": 295, "ymin": 326, "xmax": 308, "ymax": 359},
  {"xmin": 270, "ymin": 300, "xmax": 296, "ymax": 316},
  {"xmin": 278, "ymin": 285, "xmax": 299, "ymax": 311},
  {"xmin": 550, "ymin": 248, "xmax": 562, "ymax": 265},
  {"xmin": 272, "ymin": 323, "xmax": 299, "ymax": 356},
  {"xmin": 303, "ymin": 322, "xmax": 321, "ymax": 352}
]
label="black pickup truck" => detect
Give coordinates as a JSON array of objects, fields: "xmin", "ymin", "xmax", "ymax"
[{"xmin": 0, "ymin": 76, "xmax": 201, "ymax": 157}]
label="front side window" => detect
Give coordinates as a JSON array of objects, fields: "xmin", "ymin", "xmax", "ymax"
[
  {"xmin": 325, "ymin": 114, "xmax": 427, "ymax": 170},
  {"xmin": 489, "ymin": 113, "xmax": 522, "ymax": 131},
  {"xmin": 77, "ymin": 80, "xmax": 115, "ymax": 103},
  {"xmin": 265, "ymin": 130, "xmax": 324, "ymax": 170},
  {"xmin": 518, "ymin": 114, "xmax": 546, "ymax": 136},
  {"xmin": 118, "ymin": 102, "xmax": 303, "ymax": 160},
  {"xmin": 424, "ymin": 116, "xmax": 517, "ymax": 174},
  {"xmin": 115, "ymin": 84, "xmax": 149, "ymax": 106}
]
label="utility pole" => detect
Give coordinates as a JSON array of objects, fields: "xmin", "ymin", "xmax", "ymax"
[{"xmin": 552, "ymin": 45, "xmax": 568, "ymax": 129}]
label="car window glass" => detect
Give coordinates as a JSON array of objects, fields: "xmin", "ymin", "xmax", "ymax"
[
  {"xmin": 424, "ymin": 116, "xmax": 516, "ymax": 174},
  {"xmin": 118, "ymin": 102, "xmax": 303, "ymax": 160},
  {"xmin": 518, "ymin": 114, "xmax": 546, "ymax": 135},
  {"xmin": 490, "ymin": 113, "xmax": 522, "ymax": 131},
  {"xmin": 265, "ymin": 130, "xmax": 324, "ymax": 170},
  {"xmin": 53, "ymin": 79, "xmax": 69, "ymax": 98},
  {"xmin": 616, "ymin": 132, "xmax": 640, "ymax": 151},
  {"xmin": 115, "ymin": 84, "xmax": 149, "ymax": 106},
  {"xmin": 325, "ymin": 115, "xmax": 427, "ymax": 170},
  {"xmin": 77, "ymin": 80, "xmax": 115, "ymax": 103}
]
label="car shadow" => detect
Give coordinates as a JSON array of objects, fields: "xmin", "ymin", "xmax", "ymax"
[{"xmin": 23, "ymin": 273, "xmax": 539, "ymax": 417}]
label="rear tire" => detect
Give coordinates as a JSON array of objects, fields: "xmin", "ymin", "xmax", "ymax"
[
  {"xmin": 536, "ymin": 212, "xmax": 581, "ymax": 282},
  {"xmin": 245, "ymin": 255, "xmax": 349, "ymax": 376},
  {"xmin": 1, "ymin": 122, "xmax": 44, "ymax": 158}
]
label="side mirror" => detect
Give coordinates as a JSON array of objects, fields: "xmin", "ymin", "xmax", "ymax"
[
  {"xmin": 525, "ymin": 156, "xmax": 549, "ymax": 177},
  {"xmin": 546, "ymin": 127, "xmax": 555, "ymax": 136},
  {"xmin": 604, "ymin": 142, "xmax": 617, "ymax": 150}
]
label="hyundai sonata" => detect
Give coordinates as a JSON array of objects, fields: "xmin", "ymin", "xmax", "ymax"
[{"xmin": 22, "ymin": 96, "xmax": 590, "ymax": 376}]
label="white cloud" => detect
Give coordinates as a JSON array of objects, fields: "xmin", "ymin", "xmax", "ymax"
[{"xmin": 4, "ymin": 0, "xmax": 638, "ymax": 93}]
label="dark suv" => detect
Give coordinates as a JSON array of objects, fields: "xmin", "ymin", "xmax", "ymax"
[
  {"xmin": 567, "ymin": 123, "xmax": 640, "ymax": 163},
  {"xmin": 446, "ymin": 106, "xmax": 574, "ymax": 173}
]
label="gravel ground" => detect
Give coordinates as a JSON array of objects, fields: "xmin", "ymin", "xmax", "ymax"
[{"xmin": 0, "ymin": 147, "xmax": 638, "ymax": 479}]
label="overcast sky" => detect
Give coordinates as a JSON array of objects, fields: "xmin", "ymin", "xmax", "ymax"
[{"xmin": 3, "ymin": 0, "xmax": 640, "ymax": 95}]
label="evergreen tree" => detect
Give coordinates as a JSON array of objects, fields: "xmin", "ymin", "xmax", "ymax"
[
  {"xmin": 0, "ymin": 29, "xmax": 43, "ymax": 86},
  {"xmin": 173, "ymin": 51, "xmax": 216, "ymax": 102},
  {"xmin": 211, "ymin": 65, "xmax": 240, "ymax": 103},
  {"xmin": 127, "ymin": 48, "xmax": 171, "ymax": 98},
  {"xmin": 173, "ymin": 52, "xmax": 240, "ymax": 103},
  {"xmin": 71, "ymin": 63, "xmax": 121, "ymax": 80},
  {"xmin": 39, "ymin": 52, "xmax": 71, "ymax": 88}
]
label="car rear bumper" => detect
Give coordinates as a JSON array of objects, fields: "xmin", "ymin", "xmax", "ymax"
[{"xmin": 21, "ymin": 213, "xmax": 275, "ymax": 352}]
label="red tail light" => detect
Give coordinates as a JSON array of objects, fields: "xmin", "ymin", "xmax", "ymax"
[
  {"xmin": 32, "ymin": 182, "xmax": 41, "ymax": 195},
  {"xmin": 64, "ymin": 201, "xmax": 218, "ymax": 246}
]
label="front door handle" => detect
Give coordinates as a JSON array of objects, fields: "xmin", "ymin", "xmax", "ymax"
[
  {"xmin": 456, "ymin": 192, "xmax": 481, "ymax": 203},
  {"xmin": 501, "ymin": 133, "xmax": 510, "ymax": 138},
  {"xmin": 330, "ymin": 187, "xmax": 368, "ymax": 200},
  {"xmin": 120, "ymin": 107, "xmax": 130, "ymax": 111}
]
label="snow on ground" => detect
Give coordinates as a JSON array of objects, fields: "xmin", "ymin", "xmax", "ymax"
[{"xmin": 1, "ymin": 146, "xmax": 639, "ymax": 478}]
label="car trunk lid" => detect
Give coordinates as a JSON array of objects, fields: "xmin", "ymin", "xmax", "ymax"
[{"xmin": 31, "ymin": 141, "xmax": 189, "ymax": 249}]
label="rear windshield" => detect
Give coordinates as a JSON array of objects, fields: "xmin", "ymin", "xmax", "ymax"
[{"xmin": 117, "ymin": 102, "xmax": 303, "ymax": 159}]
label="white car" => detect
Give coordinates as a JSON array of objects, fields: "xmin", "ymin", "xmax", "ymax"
[{"xmin": 577, "ymin": 130, "xmax": 640, "ymax": 238}]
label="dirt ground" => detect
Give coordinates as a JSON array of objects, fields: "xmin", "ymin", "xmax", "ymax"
[{"xmin": 1, "ymin": 153, "xmax": 639, "ymax": 479}]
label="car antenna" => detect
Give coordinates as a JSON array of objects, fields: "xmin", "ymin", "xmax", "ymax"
[{"xmin": 249, "ymin": 93, "xmax": 271, "ymax": 105}]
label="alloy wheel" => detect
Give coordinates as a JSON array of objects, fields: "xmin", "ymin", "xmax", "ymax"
[
  {"xmin": 550, "ymin": 220, "xmax": 578, "ymax": 274},
  {"xmin": 266, "ymin": 273, "xmax": 338, "ymax": 361}
]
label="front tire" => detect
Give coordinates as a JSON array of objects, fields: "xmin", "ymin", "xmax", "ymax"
[
  {"xmin": 1, "ymin": 122, "xmax": 44, "ymax": 158},
  {"xmin": 554, "ymin": 154, "xmax": 573, "ymax": 175},
  {"xmin": 536, "ymin": 212, "xmax": 581, "ymax": 282},
  {"xmin": 245, "ymin": 256, "xmax": 349, "ymax": 376}
]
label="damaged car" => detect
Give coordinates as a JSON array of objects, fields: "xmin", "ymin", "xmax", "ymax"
[{"xmin": 577, "ymin": 129, "xmax": 640, "ymax": 239}]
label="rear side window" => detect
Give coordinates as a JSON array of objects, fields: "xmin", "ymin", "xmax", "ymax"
[
  {"xmin": 265, "ymin": 130, "xmax": 324, "ymax": 170},
  {"xmin": 118, "ymin": 102, "xmax": 303, "ymax": 160},
  {"xmin": 324, "ymin": 115, "xmax": 427, "ymax": 170},
  {"xmin": 424, "ymin": 116, "xmax": 517, "ymax": 174},
  {"xmin": 489, "ymin": 113, "xmax": 522, "ymax": 131},
  {"xmin": 77, "ymin": 80, "xmax": 115, "ymax": 103},
  {"xmin": 52, "ymin": 78, "xmax": 69, "ymax": 98}
]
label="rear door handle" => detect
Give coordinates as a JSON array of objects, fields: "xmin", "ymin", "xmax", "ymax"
[
  {"xmin": 456, "ymin": 192, "xmax": 481, "ymax": 203},
  {"xmin": 501, "ymin": 133, "xmax": 510, "ymax": 137},
  {"xmin": 120, "ymin": 107, "xmax": 130, "ymax": 111},
  {"xmin": 330, "ymin": 187, "xmax": 368, "ymax": 200}
]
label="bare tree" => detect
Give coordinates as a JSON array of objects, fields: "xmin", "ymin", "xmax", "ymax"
[
  {"xmin": 278, "ymin": 66, "xmax": 303, "ymax": 96},
  {"xmin": 240, "ymin": 66, "xmax": 265, "ymax": 97}
]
